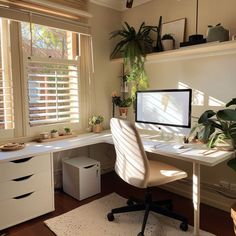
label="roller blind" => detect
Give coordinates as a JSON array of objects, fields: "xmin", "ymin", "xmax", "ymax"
[
  {"xmin": 0, "ymin": 0, "xmax": 91, "ymax": 34},
  {"xmin": 26, "ymin": 57, "xmax": 79, "ymax": 126}
]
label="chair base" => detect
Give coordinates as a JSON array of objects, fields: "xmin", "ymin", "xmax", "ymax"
[{"xmin": 107, "ymin": 189, "xmax": 188, "ymax": 236}]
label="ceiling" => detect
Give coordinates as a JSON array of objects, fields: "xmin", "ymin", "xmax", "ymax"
[{"xmin": 90, "ymin": 0, "xmax": 152, "ymax": 11}]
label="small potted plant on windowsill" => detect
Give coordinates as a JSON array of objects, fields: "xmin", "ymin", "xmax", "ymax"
[
  {"xmin": 51, "ymin": 129, "xmax": 59, "ymax": 138},
  {"xmin": 161, "ymin": 34, "xmax": 175, "ymax": 51},
  {"xmin": 64, "ymin": 127, "xmax": 71, "ymax": 135},
  {"xmin": 89, "ymin": 115, "xmax": 104, "ymax": 133},
  {"xmin": 114, "ymin": 97, "xmax": 132, "ymax": 118}
]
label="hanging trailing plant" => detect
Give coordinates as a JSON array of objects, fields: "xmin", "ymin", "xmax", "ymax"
[{"xmin": 110, "ymin": 22, "xmax": 154, "ymax": 99}]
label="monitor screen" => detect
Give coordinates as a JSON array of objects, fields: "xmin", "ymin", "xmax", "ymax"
[{"xmin": 135, "ymin": 89, "xmax": 192, "ymax": 128}]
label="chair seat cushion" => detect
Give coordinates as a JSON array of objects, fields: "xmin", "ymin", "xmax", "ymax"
[{"xmin": 148, "ymin": 160, "xmax": 187, "ymax": 187}]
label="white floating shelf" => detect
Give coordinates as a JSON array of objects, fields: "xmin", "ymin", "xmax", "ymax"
[{"xmin": 111, "ymin": 40, "xmax": 236, "ymax": 64}]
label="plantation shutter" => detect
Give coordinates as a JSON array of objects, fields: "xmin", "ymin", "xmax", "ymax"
[
  {"xmin": 26, "ymin": 57, "xmax": 79, "ymax": 126},
  {"xmin": 0, "ymin": 19, "xmax": 14, "ymax": 130}
]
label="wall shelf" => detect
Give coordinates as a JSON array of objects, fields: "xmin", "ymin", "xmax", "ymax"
[{"xmin": 111, "ymin": 40, "xmax": 236, "ymax": 64}]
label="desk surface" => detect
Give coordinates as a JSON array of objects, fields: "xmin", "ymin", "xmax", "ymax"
[{"xmin": 0, "ymin": 130, "xmax": 234, "ymax": 166}]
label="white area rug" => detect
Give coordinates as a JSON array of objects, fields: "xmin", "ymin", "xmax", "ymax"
[{"xmin": 45, "ymin": 193, "xmax": 214, "ymax": 236}]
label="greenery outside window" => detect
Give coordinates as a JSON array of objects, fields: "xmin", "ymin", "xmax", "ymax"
[{"xmin": 21, "ymin": 23, "xmax": 79, "ymax": 127}]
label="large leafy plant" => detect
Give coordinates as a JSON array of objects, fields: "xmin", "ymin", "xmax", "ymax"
[
  {"xmin": 191, "ymin": 98, "xmax": 236, "ymax": 146},
  {"xmin": 190, "ymin": 98, "xmax": 236, "ymax": 170},
  {"xmin": 110, "ymin": 22, "xmax": 154, "ymax": 98}
]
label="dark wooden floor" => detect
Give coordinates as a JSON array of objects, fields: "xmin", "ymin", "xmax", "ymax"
[{"xmin": 1, "ymin": 172, "xmax": 234, "ymax": 236}]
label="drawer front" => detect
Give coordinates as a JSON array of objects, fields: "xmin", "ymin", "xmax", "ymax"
[
  {"xmin": 0, "ymin": 154, "xmax": 51, "ymax": 182},
  {"xmin": 0, "ymin": 187, "xmax": 54, "ymax": 230},
  {"xmin": 0, "ymin": 171, "xmax": 52, "ymax": 201},
  {"xmin": 79, "ymin": 163, "xmax": 101, "ymax": 200}
]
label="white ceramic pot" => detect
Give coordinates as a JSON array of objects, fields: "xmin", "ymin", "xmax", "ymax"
[
  {"xmin": 162, "ymin": 39, "xmax": 174, "ymax": 51},
  {"xmin": 51, "ymin": 132, "xmax": 59, "ymax": 138}
]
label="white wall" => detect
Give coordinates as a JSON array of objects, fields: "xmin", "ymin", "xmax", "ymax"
[{"xmin": 120, "ymin": 0, "xmax": 236, "ymax": 211}]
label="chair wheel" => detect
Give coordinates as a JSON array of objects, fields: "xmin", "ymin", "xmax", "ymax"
[
  {"xmin": 180, "ymin": 222, "xmax": 188, "ymax": 231},
  {"xmin": 127, "ymin": 199, "xmax": 134, "ymax": 206},
  {"xmin": 137, "ymin": 232, "xmax": 144, "ymax": 236},
  {"xmin": 107, "ymin": 213, "xmax": 114, "ymax": 221}
]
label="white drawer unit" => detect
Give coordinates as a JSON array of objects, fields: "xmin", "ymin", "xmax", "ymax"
[
  {"xmin": 63, "ymin": 157, "xmax": 101, "ymax": 200},
  {"xmin": 0, "ymin": 154, "xmax": 51, "ymax": 182},
  {"xmin": 0, "ymin": 153, "xmax": 54, "ymax": 230}
]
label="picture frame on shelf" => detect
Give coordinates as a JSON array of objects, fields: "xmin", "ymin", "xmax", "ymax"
[{"xmin": 162, "ymin": 18, "xmax": 186, "ymax": 49}]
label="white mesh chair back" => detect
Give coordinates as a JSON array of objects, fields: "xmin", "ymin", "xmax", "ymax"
[{"xmin": 110, "ymin": 118, "xmax": 150, "ymax": 188}]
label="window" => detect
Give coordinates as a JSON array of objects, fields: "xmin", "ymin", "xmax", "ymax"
[
  {"xmin": 0, "ymin": 19, "xmax": 14, "ymax": 130},
  {"xmin": 21, "ymin": 23, "xmax": 79, "ymax": 127}
]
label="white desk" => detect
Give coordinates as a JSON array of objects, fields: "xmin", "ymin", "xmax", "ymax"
[{"xmin": 0, "ymin": 130, "xmax": 234, "ymax": 235}]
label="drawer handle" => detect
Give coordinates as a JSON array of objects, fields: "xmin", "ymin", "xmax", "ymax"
[
  {"xmin": 84, "ymin": 164, "xmax": 96, "ymax": 169},
  {"xmin": 11, "ymin": 157, "xmax": 33, "ymax": 163},
  {"xmin": 13, "ymin": 192, "xmax": 34, "ymax": 200},
  {"xmin": 12, "ymin": 174, "xmax": 33, "ymax": 182}
]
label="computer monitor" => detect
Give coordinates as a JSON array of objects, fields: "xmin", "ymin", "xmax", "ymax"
[{"xmin": 135, "ymin": 89, "xmax": 192, "ymax": 128}]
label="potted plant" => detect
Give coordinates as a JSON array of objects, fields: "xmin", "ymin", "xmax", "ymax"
[
  {"xmin": 51, "ymin": 129, "xmax": 59, "ymax": 138},
  {"xmin": 161, "ymin": 34, "xmax": 175, "ymax": 51},
  {"xmin": 189, "ymin": 98, "xmax": 236, "ymax": 151},
  {"xmin": 114, "ymin": 97, "xmax": 132, "ymax": 118},
  {"xmin": 64, "ymin": 127, "xmax": 71, "ymax": 135},
  {"xmin": 89, "ymin": 115, "xmax": 104, "ymax": 133},
  {"xmin": 110, "ymin": 22, "xmax": 154, "ymax": 99}
]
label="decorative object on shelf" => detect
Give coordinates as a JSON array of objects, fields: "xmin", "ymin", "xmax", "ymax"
[
  {"xmin": 189, "ymin": 98, "xmax": 236, "ymax": 153},
  {"xmin": 0, "ymin": 142, "xmax": 25, "ymax": 151},
  {"xmin": 89, "ymin": 115, "xmax": 104, "ymax": 133},
  {"xmin": 180, "ymin": 0, "xmax": 206, "ymax": 47},
  {"xmin": 153, "ymin": 16, "xmax": 163, "ymax": 52},
  {"xmin": 126, "ymin": 0, "xmax": 133, "ymax": 8},
  {"xmin": 161, "ymin": 18, "xmax": 186, "ymax": 49},
  {"xmin": 207, "ymin": 23, "xmax": 229, "ymax": 42},
  {"xmin": 114, "ymin": 97, "xmax": 132, "ymax": 118},
  {"xmin": 110, "ymin": 22, "xmax": 153, "ymax": 99},
  {"xmin": 161, "ymin": 34, "xmax": 175, "ymax": 51},
  {"xmin": 51, "ymin": 129, "xmax": 59, "ymax": 138}
]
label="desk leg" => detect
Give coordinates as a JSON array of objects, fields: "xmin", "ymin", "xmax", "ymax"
[{"xmin": 193, "ymin": 163, "xmax": 200, "ymax": 236}]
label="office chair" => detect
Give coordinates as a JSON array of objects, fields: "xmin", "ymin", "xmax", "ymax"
[{"xmin": 107, "ymin": 118, "xmax": 188, "ymax": 236}]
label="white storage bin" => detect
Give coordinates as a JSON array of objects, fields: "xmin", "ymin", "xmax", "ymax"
[{"xmin": 62, "ymin": 157, "xmax": 101, "ymax": 200}]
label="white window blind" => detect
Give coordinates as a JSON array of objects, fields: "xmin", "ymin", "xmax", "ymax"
[
  {"xmin": 26, "ymin": 57, "xmax": 79, "ymax": 126},
  {"xmin": 0, "ymin": 19, "xmax": 14, "ymax": 130}
]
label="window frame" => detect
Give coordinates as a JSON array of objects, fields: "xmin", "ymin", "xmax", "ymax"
[
  {"xmin": 18, "ymin": 21, "xmax": 82, "ymax": 137},
  {"xmin": 0, "ymin": 14, "xmax": 89, "ymax": 141}
]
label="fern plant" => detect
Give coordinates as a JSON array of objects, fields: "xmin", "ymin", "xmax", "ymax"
[{"xmin": 110, "ymin": 22, "xmax": 154, "ymax": 98}]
